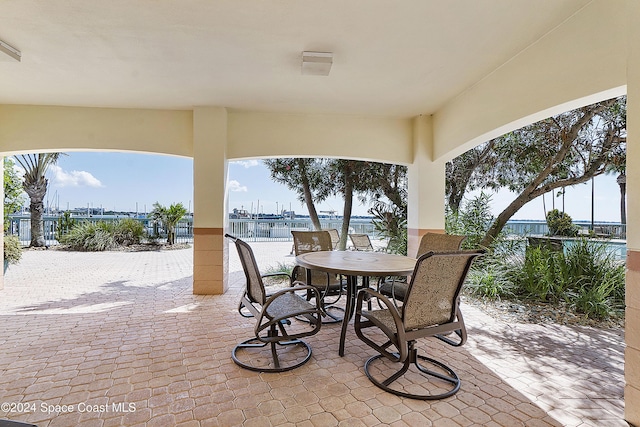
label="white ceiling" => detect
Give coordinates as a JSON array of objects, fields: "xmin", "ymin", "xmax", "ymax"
[{"xmin": 0, "ymin": 0, "xmax": 591, "ymax": 117}]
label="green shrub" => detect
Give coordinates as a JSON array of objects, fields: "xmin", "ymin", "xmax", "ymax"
[
  {"xmin": 60, "ymin": 221, "xmax": 117, "ymax": 251},
  {"xmin": 466, "ymin": 261, "xmax": 513, "ymax": 299},
  {"xmin": 4, "ymin": 234, "xmax": 22, "ymax": 264},
  {"xmin": 112, "ymin": 218, "xmax": 146, "ymax": 246},
  {"xmin": 503, "ymin": 238, "xmax": 625, "ymax": 319},
  {"xmin": 60, "ymin": 219, "xmax": 147, "ymax": 251},
  {"xmin": 56, "ymin": 211, "xmax": 77, "ymax": 241},
  {"xmin": 446, "ymin": 192, "xmax": 495, "ymax": 250},
  {"xmin": 449, "ymin": 194, "xmax": 624, "ymax": 321},
  {"xmin": 546, "ymin": 209, "xmax": 579, "ymax": 237},
  {"xmin": 262, "ymin": 262, "xmax": 295, "ymax": 288},
  {"xmin": 507, "ymin": 246, "xmax": 568, "ymax": 301},
  {"xmin": 370, "ymin": 200, "xmax": 407, "ymax": 255},
  {"xmin": 570, "ymin": 278, "xmax": 621, "ymax": 320}
]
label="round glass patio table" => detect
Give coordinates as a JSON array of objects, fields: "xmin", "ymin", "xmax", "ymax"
[{"xmin": 295, "ymin": 250, "xmax": 416, "ymax": 356}]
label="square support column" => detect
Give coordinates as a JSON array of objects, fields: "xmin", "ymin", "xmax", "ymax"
[
  {"xmin": 193, "ymin": 107, "xmax": 228, "ymax": 295},
  {"xmin": 625, "ymin": 1, "xmax": 640, "ymax": 423},
  {"xmin": 407, "ymin": 115, "xmax": 447, "ymax": 257}
]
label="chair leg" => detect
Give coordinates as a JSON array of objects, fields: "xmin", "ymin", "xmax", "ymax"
[
  {"xmin": 232, "ymin": 324, "xmax": 313, "ymax": 373},
  {"xmin": 363, "ymin": 341, "xmax": 461, "ymax": 400}
]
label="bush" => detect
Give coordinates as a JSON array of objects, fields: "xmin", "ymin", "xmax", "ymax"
[
  {"xmin": 466, "ymin": 260, "xmax": 513, "ymax": 299},
  {"xmin": 370, "ymin": 200, "xmax": 407, "ymax": 255},
  {"xmin": 262, "ymin": 262, "xmax": 295, "ymax": 289},
  {"xmin": 112, "ymin": 218, "xmax": 146, "ymax": 246},
  {"xmin": 449, "ymin": 194, "xmax": 624, "ymax": 321},
  {"xmin": 56, "ymin": 211, "xmax": 77, "ymax": 242},
  {"xmin": 4, "ymin": 234, "xmax": 22, "ymax": 265},
  {"xmin": 507, "ymin": 246, "xmax": 568, "ymax": 301},
  {"xmin": 546, "ymin": 209, "xmax": 579, "ymax": 237},
  {"xmin": 446, "ymin": 192, "xmax": 496, "ymax": 250},
  {"xmin": 60, "ymin": 221, "xmax": 117, "ymax": 251},
  {"xmin": 60, "ymin": 219, "xmax": 146, "ymax": 251},
  {"xmin": 504, "ymin": 238, "xmax": 625, "ymax": 319}
]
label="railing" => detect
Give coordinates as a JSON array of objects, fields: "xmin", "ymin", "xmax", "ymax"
[
  {"xmin": 227, "ymin": 218, "xmax": 376, "ymax": 242},
  {"xmin": 504, "ymin": 221, "xmax": 626, "ymax": 240},
  {"xmin": 7, "ymin": 215, "xmax": 194, "ymax": 246},
  {"xmin": 7, "ymin": 215, "xmax": 376, "ymax": 246},
  {"xmin": 8, "ymin": 216, "xmax": 625, "ymax": 256}
]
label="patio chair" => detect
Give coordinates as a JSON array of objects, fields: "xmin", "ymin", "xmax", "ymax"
[
  {"xmin": 326, "ymin": 228, "xmax": 340, "ymax": 250},
  {"xmin": 349, "ymin": 233, "xmax": 374, "ymax": 251},
  {"xmin": 379, "ymin": 233, "xmax": 466, "ymax": 303},
  {"xmin": 291, "ymin": 230, "xmax": 346, "ymax": 323},
  {"xmin": 354, "ymin": 250, "xmax": 483, "ymax": 400},
  {"xmin": 226, "ymin": 234, "xmax": 323, "ymax": 372}
]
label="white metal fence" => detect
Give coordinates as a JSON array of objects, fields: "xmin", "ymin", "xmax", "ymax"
[{"xmin": 7, "ymin": 215, "xmax": 377, "ymax": 246}]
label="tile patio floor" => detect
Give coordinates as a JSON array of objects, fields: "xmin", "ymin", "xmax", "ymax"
[{"xmin": 0, "ymin": 242, "xmax": 627, "ymax": 426}]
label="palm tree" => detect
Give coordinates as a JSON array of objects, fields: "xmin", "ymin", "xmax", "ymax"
[
  {"xmin": 14, "ymin": 153, "xmax": 63, "ymax": 247},
  {"xmin": 148, "ymin": 202, "xmax": 188, "ymax": 245},
  {"xmin": 617, "ymin": 173, "xmax": 626, "ymax": 226}
]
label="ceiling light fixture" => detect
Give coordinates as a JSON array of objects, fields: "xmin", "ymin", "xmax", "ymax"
[
  {"xmin": 0, "ymin": 39, "xmax": 21, "ymax": 62},
  {"xmin": 301, "ymin": 51, "xmax": 332, "ymax": 76}
]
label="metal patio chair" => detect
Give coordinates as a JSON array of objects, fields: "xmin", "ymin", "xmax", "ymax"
[
  {"xmin": 326, "ymin": 228, "xmax": 340, "ymax": 250},
  {"xmin": 291, "ymin": 230, "xmax": 346, "ymax": 323},
  {"xmin": 379, "ymin": 232, "xmax": 466, "ymax": 303},
  {"xmin": 355, "ymin": 250, "xmax": 483, "ymax": 400},
  {"xmin": 226, "ymin": 234, "xmax": 322, "ymax": 372},
  {"xmin": 349, "ymin": 233, "xmax": 374, "ymax": 251}
]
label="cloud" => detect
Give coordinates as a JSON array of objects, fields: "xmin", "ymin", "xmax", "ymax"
[
  {"xmin": 49, "ymin": 165, "xmax": 104, "ymax": 188},
  {"xmin": 234, "ymin": 160, "xmax": 259, "ymax": 168},
  {"xmin": 228, "ymin": 180, "xmax": 247, "ymax": 192}
]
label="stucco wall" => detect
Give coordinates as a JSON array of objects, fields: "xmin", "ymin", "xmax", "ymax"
[
  {"xmin": 432, "ymin": 0, "xmax": 627, "ymax": 161},
  {"xmin": 0, "ymin": 105, "xmax": 193, "ymax": 157},
  {"xmin": 227, "ymin": 111, "xmax": 414, "ymax": 164}
]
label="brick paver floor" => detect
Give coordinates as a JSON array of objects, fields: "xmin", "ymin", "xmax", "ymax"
[{"xmin": 0, "ymin": 242, "xmax": 627, "ymax": 426}]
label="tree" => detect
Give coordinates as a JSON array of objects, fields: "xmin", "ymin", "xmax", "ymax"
[
  {"xmin": 617, "ymin": 173, "xmax": 626, "ymax": 226},
  {"xmin": 263, "ymin": 158, "xmax": 326, "ymax": 230},
  {"xmin": 148, "ymin": 202, "xmax": 188, "ymax": 245},
  {"xmin": 316, "ymin": 160, "xmax": 408, "ymax": 250},
  {"xmin": 445, "ymin": 141, "xmax": 495, "ymax": 213},
  {"xmin": 4, "ymin": 157, "xmax": 24, "ymax": 231},
  {"xmin": 353, "ymin": 162, "xmax": 408, "ymax": 252},
  {"xmin": 475, "ymin": 96, "xmax": 626, "ymax": 247},
  {"xmin": 322, "ymin": 160, "xmax": 359, "ymax": 250},
  {"xmin": 604, "ymin": 153, "xmax": 627, "ymax": 226},
  {"xmin": 354, "ymin": 162, "xmax": 407, "ymax": 214},
  {"xmin": 14, "ymin": 153, "xmax": 63, "ymax": 247},
  {"xmin": 264, "ymin": 158, "xmax": 408, "ymax": 250}
]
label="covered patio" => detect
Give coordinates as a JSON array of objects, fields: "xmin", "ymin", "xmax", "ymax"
[
  {"xmin": 0, "ymin": 1, "xmax": 638, "ymax": 424},
  {"xmin": 0, "ymin": 243, "xmax": 625, "ymax": 426}
]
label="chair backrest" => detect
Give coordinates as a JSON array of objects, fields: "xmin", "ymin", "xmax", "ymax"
[
  {"xmin": 416, "ymin": 233, "xmax": 466, "ymax": 257},
  {"xmin": 402, "ymin": 251, "xmax": 482, "ymax": 330},
  {"xmin": 291, "ymin": 230, "xmax": 333, "ymax": 255},
  {"xmin": 326, "ymin": 229, "xmax": 340, "ymax": 250},
  {"xmin": 226, "ymin": 234, "xmax": 266, "ymax": 305},
  {"xmin": 349, "ymin": 233, "xmax": 374, "ymax": 251}
]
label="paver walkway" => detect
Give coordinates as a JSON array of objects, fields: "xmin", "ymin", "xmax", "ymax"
[{"xmin": 0, "ymin": 243, "xmax": 627, "ymax": 426}]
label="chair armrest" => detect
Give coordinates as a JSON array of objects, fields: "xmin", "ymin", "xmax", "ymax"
[
  {"xmin": 260, "ymin": 272, "xmax": 292, "ymax": 283},
  {"xmin": 355, "ymin": 288, "xmax": 407, "ymax": 362},
  {"xmin": 357, "ymin": 288, "xmax": 401, "ymax": 318},
  {"xmin": 260, "ymin": 284, "xmax": 322, "ymax": 318}
]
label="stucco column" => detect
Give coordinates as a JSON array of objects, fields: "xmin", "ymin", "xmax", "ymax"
[
  {"xmin": 192, "ymin": 107, "xmax": 228, "ymax": 295},
  {"xmin": 625, "ymin": 2, "xmax": 640, "ymax": 423},
  {"xmin": 407, "ymin": 115, "xmax": 446, "ymax": 257}
]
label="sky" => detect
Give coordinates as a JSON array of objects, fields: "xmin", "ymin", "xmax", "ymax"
[
  {"xmin": 9, "ymin": 152, "xmax": 625, "ymax": 222},
  {"xmin": 14, "ymin": 152, "xmax": 194, "ymax": 214}
]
